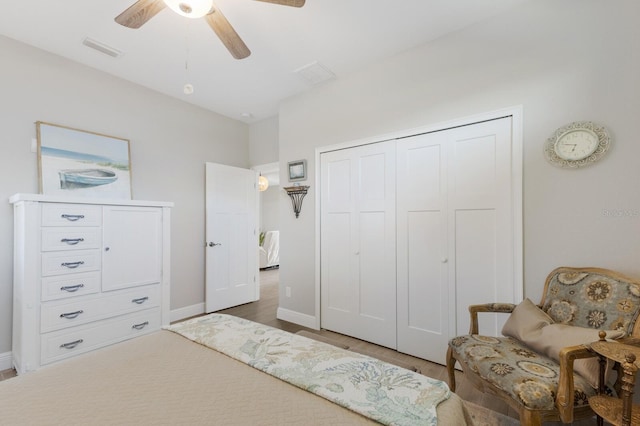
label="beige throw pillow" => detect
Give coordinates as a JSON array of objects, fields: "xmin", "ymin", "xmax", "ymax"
[
  {"xmin": 501, "ymin": 298, "xmax": 553, "ymax": 341},
  {"xmin": 501, "ymin": 298, "xmax": 625, "ymax": 388}
]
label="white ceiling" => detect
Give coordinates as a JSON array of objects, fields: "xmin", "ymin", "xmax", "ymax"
[{"xmin": 0, "ymin": 0, "xmax": 529, "ymax": 123}]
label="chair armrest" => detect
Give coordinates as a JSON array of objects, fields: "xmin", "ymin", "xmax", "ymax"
[
  {"xmin": 556, "ymin": 344, "xmax": 597, "ymax": 423},
  {"xmin": 468, "ymin": 303, "xmax": 516, "ymax": 334}
]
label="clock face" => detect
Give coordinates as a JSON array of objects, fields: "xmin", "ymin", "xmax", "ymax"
[
  {"xmin": 553, "ymin": 129, "xmax": 599, "ymax": 161},
  {"xmin": 544, "ymin": 121, "xmax": 611, "ymax": 168}
]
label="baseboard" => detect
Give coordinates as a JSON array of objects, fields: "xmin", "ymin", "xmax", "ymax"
[
  {"xmin": 0, "ymin": 351, "xmax": 12, "ymax": 371},
  {"xmin": 170, "ymin": 303, "xmax": 205, "ymax": 323},
  {"xmin": 276, "ymin": 307, "xmax": 319, "ymax": 330}
]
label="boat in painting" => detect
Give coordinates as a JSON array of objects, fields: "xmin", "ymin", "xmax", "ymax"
[{"xmin": 59, "ymin": 169, "xmax": 118, "ymax": 189}]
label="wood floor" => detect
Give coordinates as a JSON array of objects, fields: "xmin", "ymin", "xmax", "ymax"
[
  {"xmin": 220, "ymin": 269, "xmax": 597, "ymax": 426},
  {"xmin": 0, "ymin": 268, "xmax": 596, "ymax": 425}
]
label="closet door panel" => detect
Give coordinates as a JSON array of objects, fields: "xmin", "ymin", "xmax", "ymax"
[
  {"xmin": 397, "ymin": 133, "xmax": 449, "ymax": 363},
  {"xmin": 448, "ymin": 117, "xmax": 514, "ymax": 338},
  {"xmin": 358, "ymin": 211, "xmax": 388, "ymax": 320},
  {"xmin": 321, "ymin": 141, "xmax": 396, "ymax": 349},
  {"xmin": 324, "ymin": 213, "xmax": 352, "ymax": 312},
  {"xmin": 407, "ymin": 211, "xmax": 444, "ymax": 331},
  {"xmin": 453, "ymin": 209, "xmax": 497, "ymax": 336}
]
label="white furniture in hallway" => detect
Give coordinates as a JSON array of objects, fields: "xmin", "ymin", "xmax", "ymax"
[
  {"xmin": 259, "ymin": 230, "xmax": 279, "ymax": 269},
  {"xmin": 10, "ymin": 194, "xmax": 172, "ymax": 374}
]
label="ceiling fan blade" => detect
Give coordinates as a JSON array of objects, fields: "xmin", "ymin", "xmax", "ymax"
[
  {"xmin": 115, "ymin": 0, "xmax": 166, "ymax": 29},
  {"xmin": 254, "ymin": 0, "xmax": 305, "ymax": 7},
  {"xmin": 204, "ymin": 8, "xmax": 251, "ymax": 60}
]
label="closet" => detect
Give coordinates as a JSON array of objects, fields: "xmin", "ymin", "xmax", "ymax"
[{"xmin": 320, "ymin": 116, "xmax": 520, "ymax": 364}]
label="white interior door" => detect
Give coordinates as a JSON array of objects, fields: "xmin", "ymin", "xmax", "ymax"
[
  {"xmin": 396, "ymin": 132, "xmax": 449, "ymax": 364},
  {"xmin": 205, "ymin": 162, "xmax": 259, "ymax": 312},
  {"xmin": 320, "ymin": 141, "xmax": 396, "ymax": 348},
  {"xmin": 396, "ymin": 117, "xmax": 515, "ymax": 364},
  {"xmin": 447, "ymin": 117, "xmax": 514, "ymax": 338}
]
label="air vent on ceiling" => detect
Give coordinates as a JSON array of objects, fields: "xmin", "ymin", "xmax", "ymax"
[
  {"xmin": 293, "ymin": 61, "xmax": 335, "ymax": 86},
  {"xmin": 82, "ymin": 37, "xmax": 123, "ymax": 58}
]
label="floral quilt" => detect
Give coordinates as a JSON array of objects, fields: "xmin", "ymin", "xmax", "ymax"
[{"xmin": 167, "ymin": 314, "xmax": 450, "ymax": 426}]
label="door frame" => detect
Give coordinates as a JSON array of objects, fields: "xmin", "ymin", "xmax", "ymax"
[{"xmin": 314, "ymin": 105, "xmax": 524, "ymax": 329}]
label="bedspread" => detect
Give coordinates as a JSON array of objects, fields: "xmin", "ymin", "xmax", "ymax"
[{"xmin": 167, "ymin": 314, "xmax": 451, "ymax": 426}]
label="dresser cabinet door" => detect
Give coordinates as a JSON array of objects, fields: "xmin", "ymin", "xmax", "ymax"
[{"xmin": 102, "ymin": 206, "xmax": 162, "ymax": 291}]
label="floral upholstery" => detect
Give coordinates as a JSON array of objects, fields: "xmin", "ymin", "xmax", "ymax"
[
  {"xmin": 541, "ymin": 270, "xmax": 640, "ymax": 333},
  {"xmin": 447, "ymin": 267, "xmax": 640, "ymax": 424},
  {"xmin": 448, "ymin": 335, "xmax": 598, "ymax": 411}
]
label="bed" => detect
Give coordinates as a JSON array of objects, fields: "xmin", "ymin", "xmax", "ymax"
[{"xmin": 0, "ymin": 314, "xmax": 471, "ymax": 425}]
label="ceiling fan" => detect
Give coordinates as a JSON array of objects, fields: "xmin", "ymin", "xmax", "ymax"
[{"xmin": 115, "ymin": 0, "xmax": 305, "ymax": 60}]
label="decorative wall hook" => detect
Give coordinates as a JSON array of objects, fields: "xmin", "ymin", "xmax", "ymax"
[{"xmin": 284, "ymin": 185, "xmax": 309, "ymax": 218}]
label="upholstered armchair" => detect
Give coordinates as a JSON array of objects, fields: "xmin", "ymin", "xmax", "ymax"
[{"xmin": 446, "ymin": 267, "xmax": 640, "ymax": 426}]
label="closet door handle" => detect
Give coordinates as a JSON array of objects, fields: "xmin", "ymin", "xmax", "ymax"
[
  {"xmin": 60, "ymin": 339, "xmax": 83, "ymax": 349},
  {"xmin": 60, "ymin": 310, "xmax": 84, "ymax": 319},
  {"xmin": 61, "ymin": 261, "xmax": 84, "ymax": 269},
  {"xmin": 60, "ymin": 284, "xmax": 85, "ymax": 293},
  {"xmin": 61, "ymin": 214, "xmax": 85, "ymax": 222},
  {"xmin": 61, "ymin": 238, "xmax": 85, "ymax": 245},
  {"xmin": 131, "ymin": 297, "xmax": 149, "ymax": 305}
]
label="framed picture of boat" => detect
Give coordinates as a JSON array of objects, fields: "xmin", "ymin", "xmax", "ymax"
[{"xmin": 37, "ymin": 122, "xmax": 132, "ymax": 199}]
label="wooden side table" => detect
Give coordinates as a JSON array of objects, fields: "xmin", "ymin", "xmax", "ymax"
[{"xmin": 589, "ymin": 334, "xmax": 640, "ymax": 426}]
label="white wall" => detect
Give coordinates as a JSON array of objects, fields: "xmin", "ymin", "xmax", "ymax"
[
  {"xmin": 260, "ymin": 187, "xmax": 280, "ymax": 234},
  {"xmin": 249, "ymin": 116, "xmax": 279, "ymax": 166},
  {"xmin": 277, "ymin": 0, "xmax": 640, "ymax": 319},
  {"xmin": 0, "ymin": 35, "xmax": 249, "ymax": 355},
  {"xmin": 249, "ymin": 116, "xmax": 281, "ymax": 238}
]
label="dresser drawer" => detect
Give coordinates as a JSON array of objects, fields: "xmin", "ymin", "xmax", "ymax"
[
  {"xmin": 41, "ymin": 250, "xmax": 101, "ymax": 276},
  {"xmin": 41, "ymin": 227, "xmax": 101, "ymax": 252},
  {"xmin": 41, "ymin": 272, "xmax": 101, "ymax": 302},
  {"xmin": 41, "ymin": 284, "xmax": 161, "ymax": 333},
  {"xmin": 40, "ymin": 308, "xmax": 161, "ymax": 366},
  {"xmin": 41, "ymin": 203, "xmax": 102, "ymax": 227}
]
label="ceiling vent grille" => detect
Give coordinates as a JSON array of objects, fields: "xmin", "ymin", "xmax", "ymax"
[
  {"xmin": 293, "ymin": 61, "xmax": 335, "ymax": 86},
  {"xmin": 82, "ymin": 37, "xmax": 123, "ymax": 58}
]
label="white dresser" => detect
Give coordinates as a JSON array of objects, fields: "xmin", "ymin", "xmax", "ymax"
[{"xmin": 10, "ymin": 194, "xmax": 172, "ymax": 374}]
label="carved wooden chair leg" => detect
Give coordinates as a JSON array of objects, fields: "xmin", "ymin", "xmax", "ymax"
[
  {"xmin": 521, "ymin": 409, "xmax": 543, "ymax": 426},
  {"xmin": 446, "ymin": 346, "xmax": 457, "ymax": 391}
]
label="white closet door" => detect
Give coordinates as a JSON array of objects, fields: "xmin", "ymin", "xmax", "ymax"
[
  {"xmin": 396, "ymin": 117, "xmax": 514, "ymax": 364},
  {"xmin": 320, "ymin": 141, "xmax": 396, "ymax": 348},
  {"xmin": 396, "ymin": 132, "xmax": 449, "ymax": 363},
  {"xmin": 448, "ymin": 117, "xmax": 514, "ymax": 338}
]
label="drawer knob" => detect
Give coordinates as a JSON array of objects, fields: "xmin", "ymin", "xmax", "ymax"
[
  {"xmin": 60, "ymin": 310, "xmax": 84, "ymax": 319},
  {"xmin": 60, "ymin": 339, "xmax": 84, "ymax": 349},
  {"xmin": 61, "ymin": 261, "xmax": 85, "ymax": 269},
  {"xmin": 60, "ymin": 214, "xmax": 85, "ymax": 222},
  {"xmin": 60, "ymin": 238, "xmax": 85, "ymax": 245},
  {"xmin": 131, "ymin": 297, "xmax": 149, "ymax": 305},
  {"xmin": 60, "ymin": 284, "xmax": 85, "ymax": 293},
  {"xmin": 132, "ymin": 321, "xmax": 149, "ymax": 330}
]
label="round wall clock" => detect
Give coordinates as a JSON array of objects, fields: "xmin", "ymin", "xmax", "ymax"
[{"xmin": 544, "ymin": 121, "xmax": 611, "ymax": 168}]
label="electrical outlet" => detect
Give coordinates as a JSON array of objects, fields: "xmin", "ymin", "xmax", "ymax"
[{"xmin": 286, "ymin": 286, "xmax": 291, "ymax": 298}]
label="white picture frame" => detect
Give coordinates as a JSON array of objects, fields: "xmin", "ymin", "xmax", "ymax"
[{"xmin": 288, "ymin": 159, "xmax": 307, "ymax": 182}]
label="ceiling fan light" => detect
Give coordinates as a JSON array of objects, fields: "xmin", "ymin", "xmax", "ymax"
[{"xmin": 163, "ymin": 0, "xmax": 213, "ymax": 18}]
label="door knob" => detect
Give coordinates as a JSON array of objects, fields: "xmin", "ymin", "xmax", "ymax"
[{"xmin": 208, "ymin": 242, "xmax": 222, "ymax": 247}]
